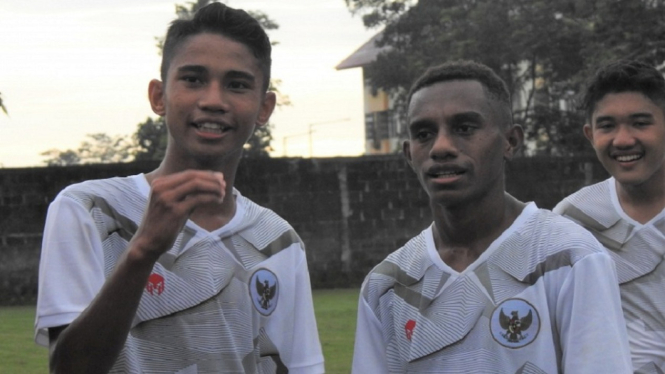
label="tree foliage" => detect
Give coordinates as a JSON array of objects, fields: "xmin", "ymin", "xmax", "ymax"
[
  {"xmin": 0, "ymin": 92, "xmax": 8, "ymax": 116},
  {"xmin": 41, "ymin": 133, "xmax": 135, "ymax": 166},
  {"xmin": 346, "ymin": 0, "xmax": 665, "ymax": 156}
]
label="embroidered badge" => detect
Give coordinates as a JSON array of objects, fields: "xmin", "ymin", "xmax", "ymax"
[
  {"xmin": 490, "ymin": 298, "xmax": 540, "ymax": 348},
  {"xmin": 146, "ymin": 273, "xmax": 165, "ymax": 295},
  {"xmin": 249, "ymin": 268, "xmax": 279, "ymax": 316},
  {"xmin": 404, "ymin": 319, "xmax": 416, "ymax": 341}
]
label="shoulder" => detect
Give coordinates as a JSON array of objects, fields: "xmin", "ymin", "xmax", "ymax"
[
  {"xmin": 360, "ymin": 229, "xmax": 431, "ymax": 306},
  {"xmin": 553, "ymin": 178, "xmax": 619, "ymax": 230},
  {"xmin": 57, "ymin": 175, "xmax": 142, "ymax": 209},
  {"xmin": 235, "ymin": 193, "xmax": 305, "ymax": 256},
  {"xmin": 490, "ymin": 208, "xmax": 607, "ymax": 284},
  {"xmin": 553, "ymin": 178, "xmax": 610, "ymax": 216}
]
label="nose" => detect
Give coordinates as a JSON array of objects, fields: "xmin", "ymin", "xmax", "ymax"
[
  {"xmin": 198, "ymin": 81, "xmax": 228, "ymax": 113},
  {"xmin": 612, "ymin": 124, "xmax": 636, "ymax": 148},
  {"xmin": 430, "ymin": 130, "xmax": 458, "ymax": 160}
]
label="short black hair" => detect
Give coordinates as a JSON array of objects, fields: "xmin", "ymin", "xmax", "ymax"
[
  {"xmin": 407, "ymin": 60, "xmax": 512, "ymax": 127},
  {"xmin": 160, "ymin": 2, "xmax": 271, "ymax": 90},
  {"xmin": 583, "ymin": 60, "xmax": 665, "ymax": 121}
]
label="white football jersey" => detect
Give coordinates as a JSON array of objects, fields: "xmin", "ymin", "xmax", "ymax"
[
  {"xmin": 353, "ymin": 203, "xmax": 632, "ymax": 373},
  {"xmin": 555, "ymin": 178, "xmax": 665, "ymax": 373},
  {"xmin": 36, "ymin": 174, "xmax": 324, "ymax": 374}
]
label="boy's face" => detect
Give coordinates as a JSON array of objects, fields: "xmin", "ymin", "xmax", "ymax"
[
  {"xmin": 585, "ymin": 91, "xmax": 665, "ymax": 188},
  {"xmin": 149, "ymin": 33, "xmax": 275, "ymax": 163},
  {"xmin": 403, "ymin": 80, "xmax": 521, "ymax": 207}
]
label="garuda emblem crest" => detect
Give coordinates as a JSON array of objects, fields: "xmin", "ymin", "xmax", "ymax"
[
  {"xmin": 249, "ymin": 268, "xmax": 279, "ymax": 316},
  {"xmin": 490, "ymin": 298, "xmax": 540, "ymax": 348}
]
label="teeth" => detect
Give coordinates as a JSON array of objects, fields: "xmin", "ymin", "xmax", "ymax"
[
  {"xmin": 434, "ymin": 171, "xmax": 459, "ymax": 177},
  {"xmin": 616, "ymin": 154, "xmax": 641, "ymax": 162},
  {"xmin": 196, "ymin": 122, "xmax": 229, "ymax": 133}
]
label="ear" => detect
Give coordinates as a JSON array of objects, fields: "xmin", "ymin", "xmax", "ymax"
[
  {"xmin": 256, "ymin": 91, "xmax": 277, "ymax": 127},
  {"xmin": 503, "ymin": 124, "xmax": 524, "ymax": 161},
  {"xmin": 402, "ymin": 140, "xmax": 414, "ymax": 169},
  {"xmin": 583, "ymin": 123, "xmax": 594, "ymax": 143},
  {"xmin": 148, "ymin": 79, "xmax": 166, "ymax": 117}
]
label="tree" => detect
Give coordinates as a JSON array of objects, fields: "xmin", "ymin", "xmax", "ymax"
[
  {"xmin": 0, "ymin": 92, "xmax": 8, "ymax": 116},
  {"xmin": 136, "ymin": 0, "xmax": 287, "ymax": 160},
  {"xmin": 345, "ymin": 0, "xmax": 665, "ymax": 156},
  {"xmin": 41, "ymin": 133, "xmax": 135, "ymax": 166}
]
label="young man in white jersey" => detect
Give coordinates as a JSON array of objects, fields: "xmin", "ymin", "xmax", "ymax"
[
  {"xmin": 554, "ymin": 60, "xmax": 665, "ymax": 372},
  {"xmin": 34, "ymin": 3, "xmax": 324, "ymax": 373},
  {"xmin": 352, "ymin": 60, "xmax": 632, "ymax": 373}
]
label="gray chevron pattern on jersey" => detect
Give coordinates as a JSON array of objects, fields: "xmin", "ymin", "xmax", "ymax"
[
  {"xmin": 61, "ymin": 176, "xmax": 296, "ymax": 373},
  {"xmin": 362, "ymin": 208, "xmax": 601, "ymax": 372},
  {"xmin": 558, "ymin": 178, "xmax": 665, "ymax": 372}
]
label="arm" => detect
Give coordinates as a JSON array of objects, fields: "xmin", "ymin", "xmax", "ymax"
[
  {"xmin": 351, "ymin": 291, "xmax": 389, "ymax": 374},
  {"xmin": 47, "ymin": 170, "xmax": 226, "ymax": 374},
  {"xmin": 556, "ymin": 252, "xmax": 633, "ymax": 373}
]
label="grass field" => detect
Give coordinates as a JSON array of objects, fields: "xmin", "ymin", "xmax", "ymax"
[{"xmin": 0, "ymin": 288, "xmax": 359, "ymax": 374}]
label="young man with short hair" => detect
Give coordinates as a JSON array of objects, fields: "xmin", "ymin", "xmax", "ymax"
[
  {"xmin": 352, "ymin": 60, "xmax": 632, "ymax": 373},
  {"xmin": 555, "ymin": 60, "xmax": 665, "ymax": 373},
  {"xmin": 35, "ymin": 3, "xmax": 324, "ymax": 373}
]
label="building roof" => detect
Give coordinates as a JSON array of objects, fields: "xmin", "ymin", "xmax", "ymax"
[{"xmin": 335, "ymin": 31, "xmax": 390, "ymax": 70}]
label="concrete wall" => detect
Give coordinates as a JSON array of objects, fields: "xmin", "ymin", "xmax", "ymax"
[{"xmin": 0, "ymin": 155, "xmax": 608, "ymax": 305}]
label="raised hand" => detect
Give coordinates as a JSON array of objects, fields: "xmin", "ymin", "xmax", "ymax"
[{"xmin": 132, "ymin": 170, "xmax": 226, "ymax": 260}]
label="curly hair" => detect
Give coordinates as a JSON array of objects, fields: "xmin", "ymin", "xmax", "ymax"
[{"xmin": 407, "ymin": 60, "xmax": 512, "ymax": 127}]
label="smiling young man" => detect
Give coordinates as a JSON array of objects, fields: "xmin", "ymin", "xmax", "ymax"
[
  {"xmin": 554, "ymin": 60, "xmax": 665, "ymax": 372},
  {"xmin": 34, "ymin": 4, "xmax": 324, "ymax": 373},
  {"xmin": 351, "ymin": 60, "xmax": 632, "ymax": 373}
]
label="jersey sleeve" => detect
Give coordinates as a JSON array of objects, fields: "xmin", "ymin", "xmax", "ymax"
[
  {"xmin": 556, "ymin": 251, "xmax": 633, "ymax": 373},
  {"xmin": 34, "ymin": 195, "xmax": 106, "ymax": 346},
  {"xmin": 352, "ymin": 288, "xmax": 389, "ymax": 373},
  {"xmin": 286, "ymin": 253, "xmax": 325, "ymax": 374}
]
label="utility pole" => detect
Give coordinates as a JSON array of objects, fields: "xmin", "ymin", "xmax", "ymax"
[{"xmin": 308, "ymin": 118, "xmax": 350, "ymax": 158}]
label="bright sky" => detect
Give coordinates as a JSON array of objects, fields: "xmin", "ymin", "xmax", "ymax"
[{"xmin": 0, "ymin": 0, "xmax": 378, "ymax": 168}]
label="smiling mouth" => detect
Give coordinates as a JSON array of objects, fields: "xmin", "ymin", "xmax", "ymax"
[
  {"xmin": 614, "ymin": 154, "xmax": 643, "ymax": 162},
  {"xmin": 429, "ymin": 170, "xmax": 465, "ymax": 178},
  {"xmin": 193, "ymin": 122, "xmax": 232, "ymax": 134}
]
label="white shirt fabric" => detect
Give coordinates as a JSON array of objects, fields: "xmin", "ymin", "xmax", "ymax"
[
  {"xmin": 35, "ymin": 174, "xmax": 325, "ymax": 374},
  {"xmin": 353, "ymin": 203, "xmax": 632, "ymax": 373},
  {"xmin": 555, "ymin": 178, "xmax": 665, "ymax": 373}
]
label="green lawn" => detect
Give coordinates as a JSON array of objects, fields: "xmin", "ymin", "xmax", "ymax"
[
  {"xmin": 0, "ymin": 306, "xmax": 48, "ymax": 374},
  {"xmin": 0, "ymin": 288, "xmax": 359, "ymax": 374}
]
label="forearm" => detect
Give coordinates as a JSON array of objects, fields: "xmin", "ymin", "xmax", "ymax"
[{"xmin": 49, "ymin": 246, "xmax": 158, "ymax": 374}]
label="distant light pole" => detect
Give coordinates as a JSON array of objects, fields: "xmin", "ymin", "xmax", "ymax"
[
  {"xmin": 308, "ymin": 118, "xmax": 350, "ymax": 158},
  {"xmin": 282, "ymin": 131, "xmax": 309, "ymax": 157}
]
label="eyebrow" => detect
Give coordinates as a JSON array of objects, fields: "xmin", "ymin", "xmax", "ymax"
[
  {"xmin": 450, "ymin": 111, "xmax": 484, "ymax": 123},
  {"xmin": 175, "ymin": 65, "xmax": 256, "ymax": 83},
  {"xmin": 408, "ymin": 111, "xmax": 484, "ymax": 131},
  {"xmin": 594, "ymin": 112, "xmax": 654, "ymax": 123},
  {"xmin": 176, "ymin": 65, "xmax": 207, "ymax": 75}
]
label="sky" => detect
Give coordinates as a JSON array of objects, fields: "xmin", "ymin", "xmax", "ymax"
[{"xmin": 0, "ymin": 0, "xmax": 379, "ymax": 168}]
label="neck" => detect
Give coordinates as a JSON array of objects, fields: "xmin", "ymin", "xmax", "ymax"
[
  {"xmin": 432, "ymin": 191, "xmax": 526, "ymax": 271},
  {"xmin": 616, "ymin": 175, "xmax": 665, "ymax": 224}
]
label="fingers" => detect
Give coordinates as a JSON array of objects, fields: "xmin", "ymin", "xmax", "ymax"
[
  {"xmin": 132, "ymin": 170, "xmax": 228, "ymax": 257},
  {"xmin": 151, "ymin": 170, "xmax": 226, "ymax": 211}
]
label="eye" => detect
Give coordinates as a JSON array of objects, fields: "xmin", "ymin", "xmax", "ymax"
[
  {"xmin": 596, "ymin": 122, "xmax": 614, "ymax": 131},
  {"xmin": 180, "ymin": 75, "xmax": 204, "ymax": 86},
  {"xmin": 634, "ymin": 120, "xmax": 651, "ymax": 127},
  {"xmin": 414, "ymin": 129, "xmax": 434, "ymax": 141},
  {"xmin": 228, "ymin": 80, "xmax": 251, "ymax": 90},
  {"xmin": 453, "ymin": 123, "xmax": 476, "ymax": 135}
]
